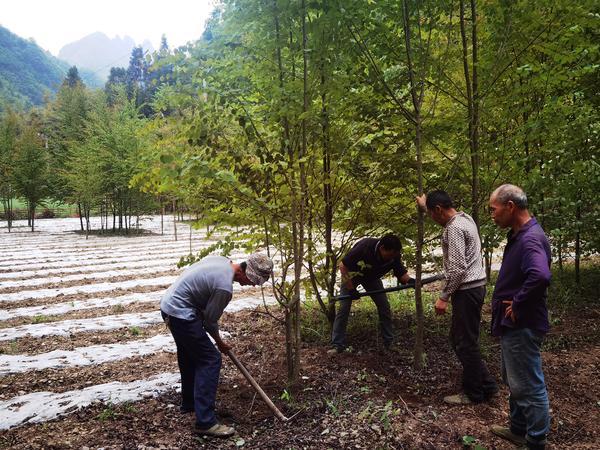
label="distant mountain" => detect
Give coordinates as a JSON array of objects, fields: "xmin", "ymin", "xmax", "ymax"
[
  {"xmin": 0, "ymin": 25, "xmax": 102, "ymax": 109},
  {"xmin": 59, "ymin": 32, "xmax": 154, "ymax": 81}
]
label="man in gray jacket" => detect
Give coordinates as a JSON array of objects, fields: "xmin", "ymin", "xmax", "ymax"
[
  {"xmin": 160, "ymin": 253, "xmax": 273, "ymax": 437},
  {"xmin": 417, "ymin": 190, "xmax": 497, "ymax": 404}
]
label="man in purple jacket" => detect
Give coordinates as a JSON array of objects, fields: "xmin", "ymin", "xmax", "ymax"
[{"xmin": 488, "ymin": 184, "xmax": 551, "ymax": 450}]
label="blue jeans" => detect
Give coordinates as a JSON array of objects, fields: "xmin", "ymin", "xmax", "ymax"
[
  {"xmin": 162, "ymin": 311, "xmax": 221, "ymax": 429},
  {"xmin": 501, "ymin": 327, "xmax": 550, "ymax": 446},
  {"xmin": 331, "ymin": 278, "xmax": 394, "ymax": 349}
]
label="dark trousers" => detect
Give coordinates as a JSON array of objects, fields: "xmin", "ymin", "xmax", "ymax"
[
  {"xmin": 162, "ymin": 311, "xmax": 221, "ymax": 428},
  {"xmin": 450, "ymin": 286, "xmax": 498, "ymax": 402},
  {"xmin": 331, "ymin": 278, "xmax": 394, "ymax": 349}
]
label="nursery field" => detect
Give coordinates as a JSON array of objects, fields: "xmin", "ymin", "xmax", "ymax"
[{"xmin": 0, "ymin": 217, "xmax": 598, "ymax": 449}]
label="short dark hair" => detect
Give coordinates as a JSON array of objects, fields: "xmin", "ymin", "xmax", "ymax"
[
  {"xmin": 426, "ymin": 190, "xmax": 454, "ymax": 210},
  {"xmin": 380, "ymin": 234, "xmax": 402, "ymax": 252}
]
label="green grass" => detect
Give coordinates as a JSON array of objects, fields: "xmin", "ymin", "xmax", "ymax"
[
  {"xmin": 300, "ymin": 286, "xmax": 439, "ymax": 346},
  {"xmin": 300, "ymin": 262, "xmax": 599, "ymax": 351},
  {"xmin": 3, "ymin": 198, "xmax": 79, "ymax": 218}
]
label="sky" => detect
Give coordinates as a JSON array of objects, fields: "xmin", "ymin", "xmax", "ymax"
[{"xmin": 0, "ymin": 0, "xmax": 217, "ymax": 55}]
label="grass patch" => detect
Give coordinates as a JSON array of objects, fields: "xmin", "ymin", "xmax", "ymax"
[
  {"xmin": 112, "ymin": 304, "xmax": 126, "ymax": 314},
  {"xmin": 300, "ymin": 261, "xmax": 599, "ymax": 353},
  {"xmin": 300, "ymin": 285, "xmax": 442, "ymax": 346},
  {"xmin": 31, "ymin": 314, "xmax": 52, "ymax": 324},
  {"xmin": 546, "ymin": 262, "xmax": 599, "ymax": 313},
  {"xmin": 0, "ymin": 340, "xmax": 19, "ymax": 355},
  {"xmin": 128, "ymin": 326, "xmax": 142, "ymax": 336}
]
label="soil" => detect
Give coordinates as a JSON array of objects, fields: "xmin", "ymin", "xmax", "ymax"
[
  {"xmin": 1, "ymin": 306, "xmax": 598, "ymax": 449},
  {"xmin": 0, "ymin": 270, "xmax": 178, "ymax": 295},
  {"xmin": 0, "ymin": 301, "xmax": 160, "ymax": 329},
  {"xmin": 0, "ymin": 324, "xmax": 167, "ymax": 356},
  {"xmin": 3, "ymin": 285, "xmax": 172, "ymax": 310}
]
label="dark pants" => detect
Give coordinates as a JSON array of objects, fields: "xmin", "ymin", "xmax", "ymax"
[
  {"xmin": 331, "ymin": 278, "xmax": 394, "ymax": 350},
  {"xmin": 450, "ymin": 286, "xmax": 498, "ymax": 402},
  {"xmin": 162, "ymin": 311, "xmax": 221, "ymax": 428}
]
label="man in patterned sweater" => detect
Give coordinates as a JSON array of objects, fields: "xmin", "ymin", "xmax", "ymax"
[{"xmin": 417, "ymin": 190, "xmax": 498, "ymax": 404}]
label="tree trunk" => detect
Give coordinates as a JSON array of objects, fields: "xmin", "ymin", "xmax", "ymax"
[
  {"xmin": 161, "ymin": 203, "xmax": 164, "ymax": 235},
  {"xmin": 85, "ymin": 206, "xmax": 90, "ymax": 240},
  {"xmin": 460, "ymin": 0, "xmax": 480, "ymax": 229},
  {"xmin": 189, "ymin": 221, "xmax": 193, "ymax": 255},
  {"xmin": 575, "ymin": 200, "xmax": 581, "ymax": 284},
  {"xmin": 7, "ymin": 197, "xmax": 12, "ymax": 232},
  {"xmin": 30, "ymin": 204, "xmax": 35, "ymax": 232},
  {"xmin": 172, "ymin": 199, "xmax": 178, "ymax": 241},
  {"xmin": 78, "ymin": 203, "xmax": 84, "ymax": 231},
  {"xmin": 320, "ymin": 45, "xmax": 336, "ymax": 325},
  {"xmin": 403, "ymin": 0, "xmax": 426, "ymax": 369}
]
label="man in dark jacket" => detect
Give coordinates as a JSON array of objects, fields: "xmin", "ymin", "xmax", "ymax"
[
  {"xmin": 329, "ymin": 234, "xmax": 413, "ymax": 354},
  {"xmin": 488, "ymin": 184, "xmax": 551, "ymax": 450}
]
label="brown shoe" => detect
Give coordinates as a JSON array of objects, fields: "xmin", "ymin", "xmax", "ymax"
[
  {"xmin": 443, "ymin": 393, "xmax": 472, "ymax": 405},
  {"xmin": 490, "ymin": 425, "xmax": 527, "ymax": 445},
  {"xmin": 195, "ymin": 423, "xmax": 235, "ymax": 438}
]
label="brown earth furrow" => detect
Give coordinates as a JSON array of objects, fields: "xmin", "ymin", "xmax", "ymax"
[
  {"xmin": 0, "ymin": 324, "xmax": 167, "ymax": 356},
  {"xmin": 0, "ymin": 301, "xmax": 160, "ymax": 329},
  {"xmin": 1, "ymin": 284, "xmax": 171, "ymax": 310},
  {"xmin": 0, "ymin": 270, "xmax": 179, "ymax": 295}
]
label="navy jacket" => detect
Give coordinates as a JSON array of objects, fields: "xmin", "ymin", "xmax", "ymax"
[{"xmin": 342, "ymin": 238, "xmax": 407, "ymax": 284}]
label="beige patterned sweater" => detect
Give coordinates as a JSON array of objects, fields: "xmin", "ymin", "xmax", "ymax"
[{"xmin": 440, "ymin": 212, "xmax": 486, "ymax": 300}]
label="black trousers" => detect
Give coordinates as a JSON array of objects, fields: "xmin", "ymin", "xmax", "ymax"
[{"xmin": 450, "ymin": 286, "xmax": 498, "ymax": 402}]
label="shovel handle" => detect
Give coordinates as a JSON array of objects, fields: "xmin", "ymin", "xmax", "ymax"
[
  {"xmin": 334, "ymin": 273, "xmax": 445, "ymax": 301},
  {"xmin": 226, "ymin": 349, "xmax": 289, "ymax": 422}
]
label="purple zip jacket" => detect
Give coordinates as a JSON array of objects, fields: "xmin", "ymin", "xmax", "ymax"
[{"xmin": 491, "ymin": 217, "xmax": 551, "ymax": 336}]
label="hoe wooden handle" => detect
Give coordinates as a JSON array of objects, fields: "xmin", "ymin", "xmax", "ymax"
[{"xmin": 226, "ymin": 349, "xmax": 289, "ymax": 422}]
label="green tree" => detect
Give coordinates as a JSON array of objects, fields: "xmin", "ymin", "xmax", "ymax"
[
  {"xmin": 0, "ymin": 108, "xmax": 20, "ymax": 231},
  {"xmin": 13, "ymin": 114, "xmax": 49, "ymax": 231}
]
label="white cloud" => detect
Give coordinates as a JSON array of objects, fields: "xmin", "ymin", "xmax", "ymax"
[{"xmin": 0, "ymin": 0, "xmax": 216, "ymax": 55}]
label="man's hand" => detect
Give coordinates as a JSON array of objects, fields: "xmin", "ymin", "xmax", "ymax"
[
  {"xmin": 209, "ymin": 331, "xmax": 232, "ymax": 354},
  {"xmin": 503, "ymin": 300, "xmax": 516, "ymax": 323},
  {"xmin": 348, "ymin": 289, "xmax": 361, "ymax": 300},
  {"xmin": 216, "ymin": 339, "xmax": 231, "ymax": 354},
  {"xmin": 416, "ymin": 194, "xmax": 427, "ymax": 212},
  {"xmin": 435, "ymin": 298, "xmax": 449, "ymax": 315},
  {"xmin": 398, "ymin": 273, "xmax": 415, "ymax": 286}
]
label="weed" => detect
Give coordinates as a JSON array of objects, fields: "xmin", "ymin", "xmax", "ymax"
[
  {"xmin": 462, "ymin": 435, "xmax": 486, "ymax": 449},
  {"xmin": 112, "ymin": 304, "xmax": 126, "ymax": 313},
  {"xmin": 379, "ymin": 401, "xmax": 395, "ymax": 432},
  {"xmin": 97, "ymin": 404, "xmax": 117, "ymax": 421},
  {"xmin": 280, "ymin": 389, "xmax": 292, "ymax": 403},
  {"xmin": 32, "ymin": 314, "xmax": 51, "ymax": 324},
  {"xmin": 129, "ymin": 326, "xmax": 142, "ymax": 336},
  {"xmin": 122, "ymin": 402, "xmax": 137, "ymax": 414},
  {"xmin": 325, "ymin": 397, "xmax": 342, "ymax": 416}
]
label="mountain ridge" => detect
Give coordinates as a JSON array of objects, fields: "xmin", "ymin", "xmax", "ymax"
[
  {"xmin": 58, "ymin": 32, "xmax": 154, "ymax": 81},
  {"xmin": 0, "ymin": 25, "xmax": 102, "ymax": 109}
]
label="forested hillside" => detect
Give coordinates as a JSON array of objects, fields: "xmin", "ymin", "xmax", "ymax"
[{"xmin": 0, "ymin": 25, "xmax": 102, "ymax": 109}]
